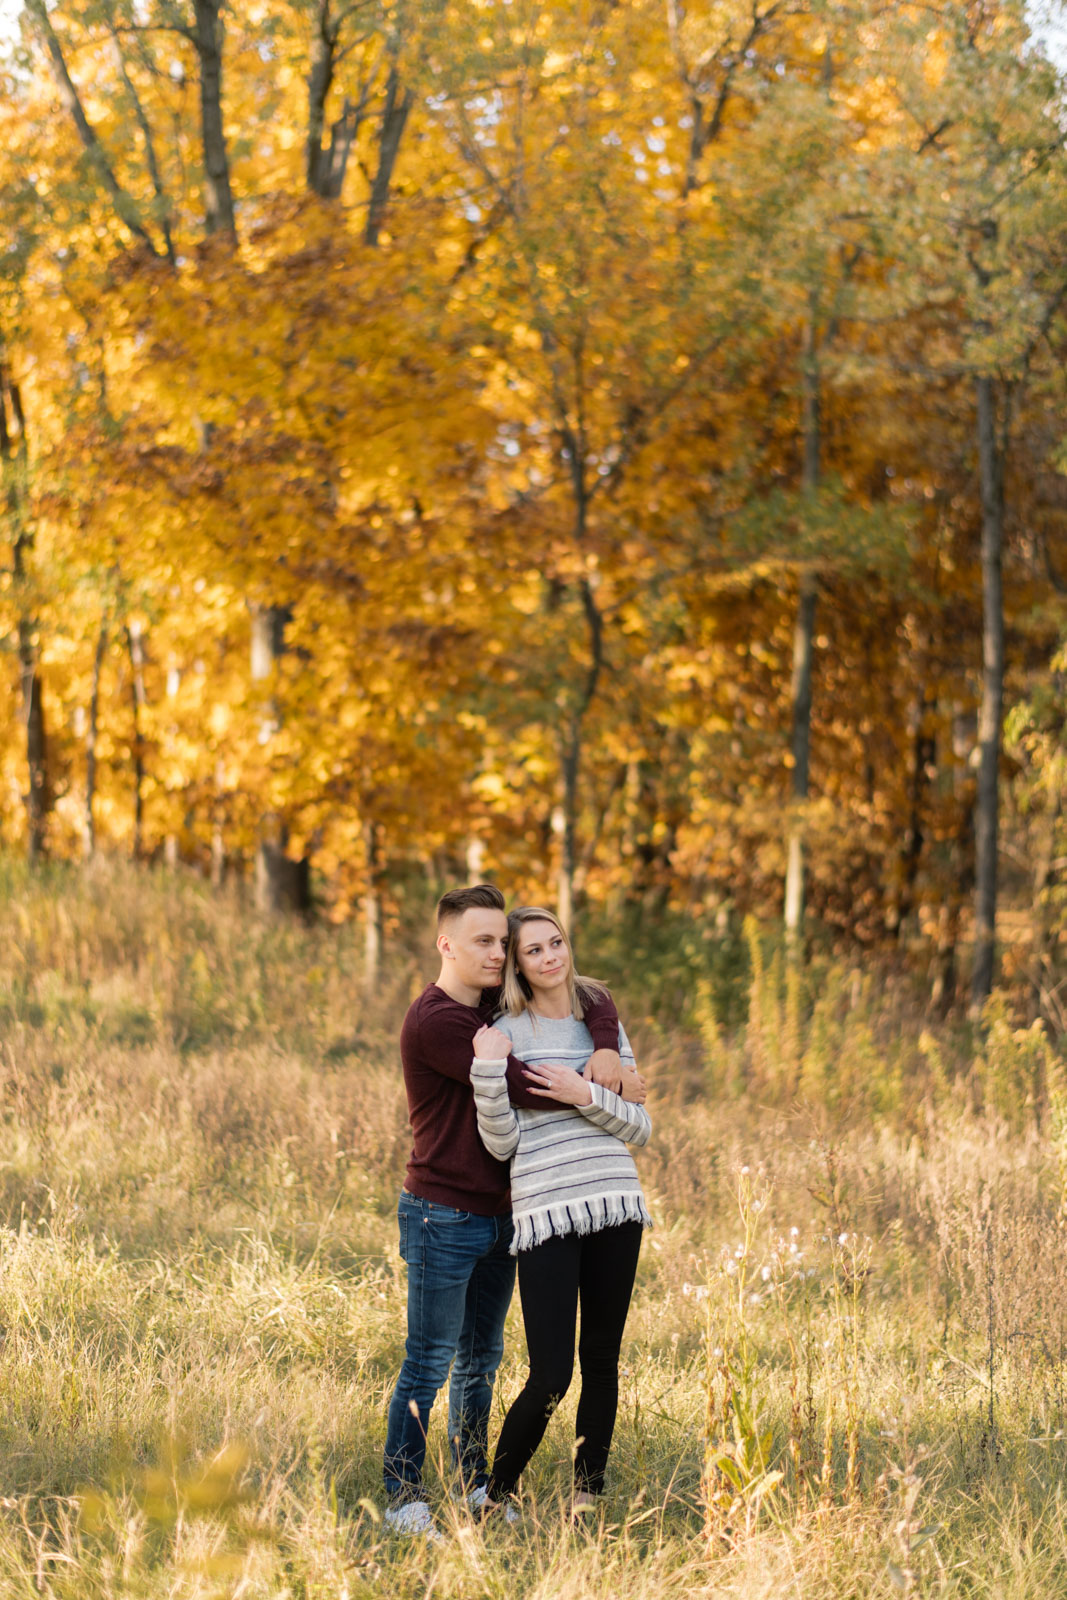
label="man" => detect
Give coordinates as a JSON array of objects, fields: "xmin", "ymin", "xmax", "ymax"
[{"xmin": 382, "ymin": 883, "xmax": 644, "ymax": 1535}]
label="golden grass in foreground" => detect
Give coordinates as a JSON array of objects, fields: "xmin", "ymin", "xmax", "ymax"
[{"xmin": 0, "ymin": 860, "xmax": 1063, "ymax": 1597}]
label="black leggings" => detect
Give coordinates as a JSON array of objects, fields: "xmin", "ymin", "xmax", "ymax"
[{"xmin": 487, "ymin": 1221, "xmax": 643, "ymax": 1499}]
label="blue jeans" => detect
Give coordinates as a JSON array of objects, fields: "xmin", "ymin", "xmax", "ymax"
[{"xmin": 383, "ymin": 1191, "xmax": 515, "ymax": 1499}]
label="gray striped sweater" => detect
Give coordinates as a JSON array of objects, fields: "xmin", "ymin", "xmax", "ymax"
[{"xmin": 470, "ymin": 1009, "xmax": 652, "ymax": 1254}]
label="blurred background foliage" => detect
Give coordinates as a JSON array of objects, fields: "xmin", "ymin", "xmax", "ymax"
[{"xmin": 1, "ymin": 0, "xmax": 1067, "ymax": 1024}]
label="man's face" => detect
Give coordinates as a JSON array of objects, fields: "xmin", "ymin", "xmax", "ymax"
[{"xmin": 437, "ymin": 907, "xmax": 508, "ymax": 994}]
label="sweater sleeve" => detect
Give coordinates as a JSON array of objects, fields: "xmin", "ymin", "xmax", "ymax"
[
  {"xmin": 470, "ymin": 1057, "xmax": 520, "ymax": 1159},
  {"xmin": 582, "ymin": 986, "xmax": 621, "ymax": 1053},
  {"xmin": 578, "ymin": 1081, "xmax": 652, "ymax": 1147},
  {"xmin": 410, "ymin": 997, "xmax": 569, "ymax": 1110}
]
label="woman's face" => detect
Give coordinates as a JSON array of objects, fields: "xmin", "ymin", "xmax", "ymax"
[{"xmin": 514, "ymin": 919, "xmax": 571, "ymax": 996}]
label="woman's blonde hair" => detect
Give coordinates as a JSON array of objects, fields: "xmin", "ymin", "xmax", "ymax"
[{"xmin": 501, "ymin": 906, "xmax": 609, "ymax": 1019}]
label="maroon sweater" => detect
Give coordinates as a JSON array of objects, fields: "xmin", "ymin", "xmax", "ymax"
[{"xmin": 400, "ymin": 982, "xmax": 621, "ymax": 1215}]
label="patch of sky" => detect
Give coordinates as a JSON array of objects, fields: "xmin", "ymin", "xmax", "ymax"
[
  {"xmin": 1027, "ymin": 0, "xmax": 1067, "ymax": 65},
  {"xmin": 647, "ymin": 134, "xmax": 666, "ymax": 153},
  {"xmin": 464, "ymin": 89, "xmax": 504, "ymax": 146}
]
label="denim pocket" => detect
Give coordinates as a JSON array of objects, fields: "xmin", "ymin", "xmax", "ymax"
[{"xmin": 424, "ymin": 1202, "xmax": 472, "ymax": 1225}]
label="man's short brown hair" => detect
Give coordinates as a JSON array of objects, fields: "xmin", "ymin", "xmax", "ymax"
[{"xmin": 437, "ymin": 883, "xmax": 506, "ymax": 928}]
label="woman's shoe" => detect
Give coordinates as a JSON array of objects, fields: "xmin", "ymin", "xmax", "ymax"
[
  {"xmin": 571, "ymin": 1492, "xmax": 600, "ymax": 1529},
  {"xmin": 473, "ymin": 1489, "xmax": 520, "ymax": 1526}
]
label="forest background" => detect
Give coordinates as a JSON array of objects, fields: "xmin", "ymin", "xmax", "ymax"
[
  {"xmin": 3, "ymin": 6, "xmax": 1067, "ymax": 1598},
  {"xmin": 4, "ymin": 0, "xmax": 1067, "ymax": 1024}
]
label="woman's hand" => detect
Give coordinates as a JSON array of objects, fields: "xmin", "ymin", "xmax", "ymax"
[
  {"xmin": 473, "ymin": 1024, "xmax": 512, "ymax": 1060},
  {"xmin": 523, "ymin": 1062, "xmax": 593, "ymax": 1106}
]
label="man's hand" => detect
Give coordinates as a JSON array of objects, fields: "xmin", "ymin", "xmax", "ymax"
[
  {"xmin": 473, "ymin": 1023, "xmax": 512, "ymax": 1060},
  {"xmin": 617, "ymin": 1062, "xmax": 648, "ymax": 1103},
  {"xmin": 584, "ymin": 1048, "xmax": 646, "ymax": 1103},
  {"xmin": 584, "ymin": 1047, "xmax": 622, "ymax": 1090}
]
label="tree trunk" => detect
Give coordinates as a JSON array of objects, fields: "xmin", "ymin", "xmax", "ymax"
[
  {"xmin": 2, "ymin": 367, "xmax": 50, "ymax": 863},
  {"xmin": 553, "ymin": 791, "xmax": 575, "ymax": 934},
  {"xmin": 784, "ymin": 312, "xmax": 820, "ymax": 948},
  {"xmin": 250, "ymin": 602, "xmax": 310, "ymax": 913},
  {"xmin": 971, "ymin": 374, "xmax": 1004, "ymax": 1008},
  {"xmin": 305, "ymin": 3, "xmax": 367, "ymax": 200},
  {"xmin": 250, "ymin": 601, "xmax": 289, "ymax": 691},
  {"xmin": 1027, "ymin": 785, "xmax": 1060, "ymax": 1027},
  {"xmin": 306, "ymin": 4, "xmax": 338, "ymax": 195},
  {"xmin": 126, "ymin": 621, "xmax": 147, "ymax": 858},
  {"xmin": 554, "ymin": 565, "xmax": 604, "ymax": 934},
  {"xmin": 465, "ymin": 836, "xmax": 485, "ymax": 879},
  {"xmin": 931, "ymin": 711, "xmax": 976, "ymax": 1016},
  {"xmin": 84, "ymin": 614, "xmax": 109, "ymax": 859},
  {"xmin": 18, "ymin": 620, "xmax": 48, "ymax": 864},
  {"xmin": 932, "ymin": 813, "xmax": 975, "ymax": 1018},
  {"xmin": 192, "ymin": 0, "xmax": 236, "ymax": 237},
  {"xmin": 254, "ymin": 843, "xmax": 309, "ymax": 913},
  {"xmin": 784, "ymin": 572, "xmax": 817, "ymax": 941},
  {"xmin": 887, "ymin": 679, "xmax": 934, "ymax": 937},
  {"xmin": 362, "ymin": 819, "xmax": 383, "ymax": 989},
  {"xmin": 163, "ymin": 655, "xmax": 182, "ymax": 868},
  {"xmin": 210, "ymin": 756, "xmax": 227, "ymax": 887},
  {"xmin": 365, "ymin": 64, "xmax": 413, "ymax": 246}
]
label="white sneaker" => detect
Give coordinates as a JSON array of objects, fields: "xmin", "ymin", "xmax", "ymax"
[
  {"xmin": 467, "ymin": 1486, "xmax": 519, "ymax": 1525},
  {"xmin": 383, "ymin": 1500, "xmax": 445, "ymax": 1542}
]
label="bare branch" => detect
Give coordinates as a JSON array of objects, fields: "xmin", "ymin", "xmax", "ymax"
[
  {"xmin": 104, "ymin": 0, "xmax": 177, "ymax": 264},
  {"xmin": 25, "ymin": 0, "xmax": 165, "ymax": 257}
]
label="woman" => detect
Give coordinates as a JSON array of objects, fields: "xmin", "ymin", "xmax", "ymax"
[{"xmin": 469, "ymin": 906, "xmax": 651, "ymax": 1515}]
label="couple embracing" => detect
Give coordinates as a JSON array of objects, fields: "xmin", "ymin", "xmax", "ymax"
[{"xmin": 383, "ymin": 883, "xmax": 652, "ymax": 1534}]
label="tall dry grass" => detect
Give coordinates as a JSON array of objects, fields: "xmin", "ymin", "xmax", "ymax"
[{"xmin": 0, "ymin": 858, "xmax": 1063, "ymax": 1597}]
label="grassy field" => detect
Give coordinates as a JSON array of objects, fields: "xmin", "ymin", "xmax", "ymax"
[{"xmin": 0, "ymin": 860, "xmax": 1064, "ymax": 1598}]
